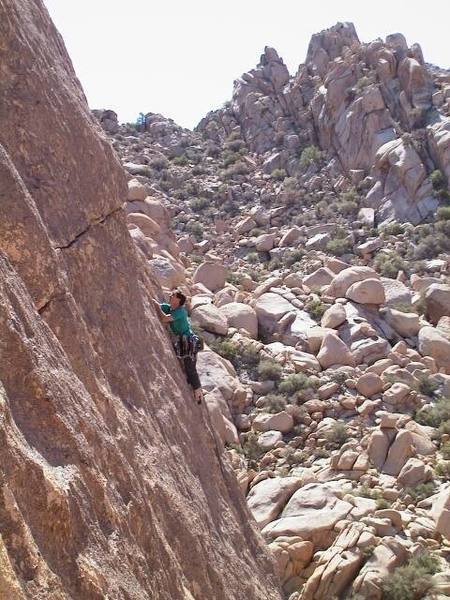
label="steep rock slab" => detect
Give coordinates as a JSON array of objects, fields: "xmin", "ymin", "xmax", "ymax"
[{"xmin": 0, "ymin": 2, "xmax": 282, "ymax": 599}]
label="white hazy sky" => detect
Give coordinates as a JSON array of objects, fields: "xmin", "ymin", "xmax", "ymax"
[{"xmin": 44, "ymin": 1, "xmax": 450, "ymax": 129}]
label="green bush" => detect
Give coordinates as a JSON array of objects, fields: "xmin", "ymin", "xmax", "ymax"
[
  {"xmin": 223, "ymin": 161, "xmax": 250, "ymax": 179},
  {"xmin": 403, "ymin": 482, "xmax": 436, "ymax": 503},
  {"xmin": 299, "ymin": 145, "xmax": 322, "ymax": 168},
  {"xmin": 185, "ymin": 222, "xmax": 203, "ymax": 241},
  {"xmin": 437, "ymin": 206, "xmax": 450, "ymax": 220},
  {"xmin": 440, "ymin": 441, "xmax": 450, "ymax": 460},
  {"xmin": 270, "ymin": 168, "xmax": 287, "ymax": 181},
  {"xmin": 435, "ymin": 460, "xmax": 450, "ymax": 478},
  {"xmin": 172, "ymin": 154, "xmax": 189, "ymax": 166},
  {"xmin": 430, "ymin": 169, "xmax": 447, "ymax": 191},
  {"xmin": 373, "ymin": 252, "xmax": 406, "ymax": 278},
  {"xmin": 242, "ymin": 432, "xmax": 264, "ymax": 469},
  {"xmin": 257, "ymin": 359, "xmax": 283, "ymax": 382},
  {"xmin": 415, "ymin": 396, "xmax": 450, "ymax": 429},
  {"xmin": 338, "ymin": 201, "xmax": 358, "ymax": 215},
  {"xmin": 149, "ymin": 155, "xmax": 169, "ymax": 170},
  {"xmin": 246, "ymin": 252, "xmax": 259, "ymax": 264},
  {"xmin": 382, "ymin": 552, "xmax": 439, "ymax": 600},
  {"xmin": 326, "ymin": 238, "xmax": 352, "ymax": 256},
  {"xmin": 210, "ymin": 339, "xmax": 240, "ymax": 363},
  {"xmin": 263, "ymin": 393, "xmax": 287, "ymax": 413},
  {"xmin": 284, "ymin": 249, "xmax": 305, "ymax": 267},
  {"xmin": 279, "ymin": 373, "xmax": 315, "ymax": 396},
  {"xmin": 325, "ymin": 422, "xmax": 348, "ymax": 448},
  {"xmin": 190, "ymin": 197, "xmax": 209, "ymax": 212},
  {"xmin": 222, "ymin": 150, "xmax": 241, "ymax": 167},
  {"xmin": 380, "ymin": 222, "xmax": 405, "ymax": 236},
  {"xmin": 416, "ymin": 374, "xmax": 439, "ymax": 397},
  {"xmin": 306, "ymin": 298, "xmax": 326, "ymax": 321},
  {"xmin": 226, "ymin": 273, "xmax": 243, "ymax": 286}
]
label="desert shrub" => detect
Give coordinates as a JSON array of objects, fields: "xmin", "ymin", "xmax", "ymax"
[
  {"xmin": 416, "ymin": 374, "xmax": 439, "ymax": 397},
  {"xmin": 257, "ymin": 359, "xmax": 283, "ymax": 382},
  {"xmin": 209, "ymin": 338, "xmax": 240, "ymax": 363},
  {"xmin": 325, "ymin": 422, "xmax": 348, "ymax": 448},
  {"xmin": 271, "ymin": 168, "xmax": 287, "ymax": 181},
  {"xmin": 185, "ymin": 222, "xmax": 203, "ymax": 241},
  {"xmin": 267, "ymin": 258, "xmax": 282, "ymax": 271},
  {"xmin": 436, "ymin": 219, "xmax": 450, "ymax": 237},
  {"xmin": 172, "ymin": 154, "xmax": 189, "ymax": 166},
  {"xmin": 263, "ymin": 393, "xmax": 287, "ymax": 413},
  {"xmin": 430, "ymin": 169, "xmax": 446, "ymax": 191},
  {"xmin": 149, "ymin": 155, "xmax": 169, "ymax": 171},
  {"xmin": 279, "ymin": 373, "xmax": 315, "ymax": 396},
  {"xmin": 306, "ymin": 298, "xmax": 326, "ymax": 320},
  {"xmin": 246, "ymin": 252, "xmax": 259, "ymax": 264},
  {"xmin": 413, "ymin": 233, "xmax": 450, "ymax": 260},
  {"xmin": 299, "ymin": 145, "xmax": 322, "ymax": 168},
  {"xmin": 223, "ymin": 161, "xmax": 250, "ymax": 179},
  {"xmin": 338, "ymin": 200, "xmax": 358, "ymax": 215},
  {"xmin": 241, "ymin": 432, "xmax": 264, "ymax": 468},
  {"xmin": 403, "ymin": 482, "xmax": 436, "ymax": 503},
  {"xmin": 238, "ymin": 345, "xmax": 261, "ymax": 372},
  {"xmin": 284, "ymin": 249, "xmax": 305, "ymax": 267},
  {"xmin": 380, "ymin": 222, "xmax": 405, "ymax": 236},
  {"xmin": 222, "ymin": 150, "xmax": 241, "ymax": 167},
  {"xmin": 373, "ymin": 252, "xmax": 406, "ymax": 278},
  {"xmin": 437, "ymin": 206, "xmax": 450, "ymax": 220},
  {"xmin": 326, "ymin": 238, "xmax": 352, "ymax": 256},
  {"xmin": 435, "ymin": 460, "xmax": 450, "ymax": 478},
  {"xmin": 226, "ymin": 273, "xmax": 243, "ymax": 286},
  {"xmin": 382, "ymin": 552, "xmax": 439, "ymax": 600},
  {"xmin": 415, "ymin": 396, "xmax": 450, "ymax": 429},
  {"xmin": 283, "ymin": 177, "xmax": 298, "ymax": 191},
  {"xmin": 440, "ymin": 441, "xmax": 450, "ymax": 460},
  {"xmin": 190, "ymin": 197, "xmax": 209, "ymax": 212}
]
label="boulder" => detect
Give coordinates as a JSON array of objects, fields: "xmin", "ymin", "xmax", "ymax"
[
  {"xmin": 247, "ymin": 477, "xmax": 305, "ymax": 528},
  {"xmin": 321, "ymin": 303, "xmax": 347, "ymax": 329},
  {"xmin": 425, "ymin": 284, "xmax": 450, "ymax": 325},
  {"xmin": 191, "ymin": 304, "xmax": 228, "ymax": 335},
  {"xmin": 384, "ymin": 307, "xmax": 420, "ymax": 337},
  {"xmin": 262, "ymin": 483, "xmax": 353, "ymax": 544},
  {"xmin": 219, "ymin": 302, "xmax": 258, "ymax": 338},
  {"xmin": 356, "ymin": 372, "xmax": 383, "ymax": 397},
  {"xmin": 346, "ymin": 278, "xmax": 386, "ymax": 305},
  {"xmin": 317, "ymin": 333, "xmax": 355, "ymax": 369},
  {"xmin": 253, "ymin": 411, "xmax": 294, "ymax": 434},
  {"xmin": 127, "ymin": 178, "xmax": 149, "ymax": 201},
  {"xmin": 327, "ymin": 266, "xmax": 379, "ymax": 298},
  {"xmin": 279, "ymin": 227, "xmax": 302, "ymax": 247},
  {"xmin": 430, "ymin": 486, "xmax": 450, "ymax": 540},
  {"xmin": 303, "ymin": 267, "xmax": 334, "ymax": 292},
  {"xmin": 193, "ymin": 262, "xmax": 227, "ymax": 292},
  {"xmin": 398, "ymin": 458, "xmax": 432, "ymax": 487},
  {"xmin": 381, "ymin": 278, "xmax": 412, "ymax": 307},
  {"xmin": 254, "ymin": 293, "xmax": 293, "ymax": 336},
  {"xmin": 255, "ymin": 233, "xmax": 276, "ymax": 252},
  {"xmin": 418, "ymin": 326, "xmax": 450, "ymax": 373}
]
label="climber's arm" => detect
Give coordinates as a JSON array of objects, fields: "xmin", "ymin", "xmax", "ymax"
[{"xmin": 152, "ymin": 299, "xmax": 174, "ymax": 323}]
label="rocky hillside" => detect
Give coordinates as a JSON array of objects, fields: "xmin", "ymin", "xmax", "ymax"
[
  {"xmin": 96, "ymin": 21, "xmax": 450, "ymax": 600},
  {"xmin": 0, "ymin": 1, "xmax": 283, "ymax": 599}
]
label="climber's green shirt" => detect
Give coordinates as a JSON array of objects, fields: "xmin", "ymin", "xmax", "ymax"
[{"xmin": 160, "ymin": 303, "xmax": 192, "ymax": 336}]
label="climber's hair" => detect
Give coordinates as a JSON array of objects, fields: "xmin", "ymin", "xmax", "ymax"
[{"xmin": 171, "ymin": 289, "xmax": 186, "ymax": 306}]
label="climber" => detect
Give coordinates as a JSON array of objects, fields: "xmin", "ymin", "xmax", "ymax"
[{"xmin": 153, "ymin": 290, "xmax": 203, "ymax": 404}]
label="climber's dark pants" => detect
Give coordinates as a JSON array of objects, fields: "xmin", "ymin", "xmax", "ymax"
[{"xmin": 182, "ymin": 356, "xmax": 201, "ymax": 391}]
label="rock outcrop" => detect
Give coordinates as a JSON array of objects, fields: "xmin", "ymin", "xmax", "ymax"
[{"xmin": 0, "ymin": 2, "xmax": 282, "ymax": 599}]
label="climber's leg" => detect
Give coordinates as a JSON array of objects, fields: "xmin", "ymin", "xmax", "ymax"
[{"xmin": 183, "ymin": 356, "xmax": 202, "ymax": 403}]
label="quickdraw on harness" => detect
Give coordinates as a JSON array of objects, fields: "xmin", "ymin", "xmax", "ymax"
[{"xmin": 173, "ymin": 333, "xmax": 203, "ymax": 358}]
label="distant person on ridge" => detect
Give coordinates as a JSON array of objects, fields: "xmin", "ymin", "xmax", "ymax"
[{"xmin": 153, "ymin": 290, "xmax": 203, "ymax": 404}]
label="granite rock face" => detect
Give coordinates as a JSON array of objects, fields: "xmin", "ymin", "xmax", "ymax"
[{"xmin": 0, "ymin": 2, "xmax": 282, "ymax": 599}]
